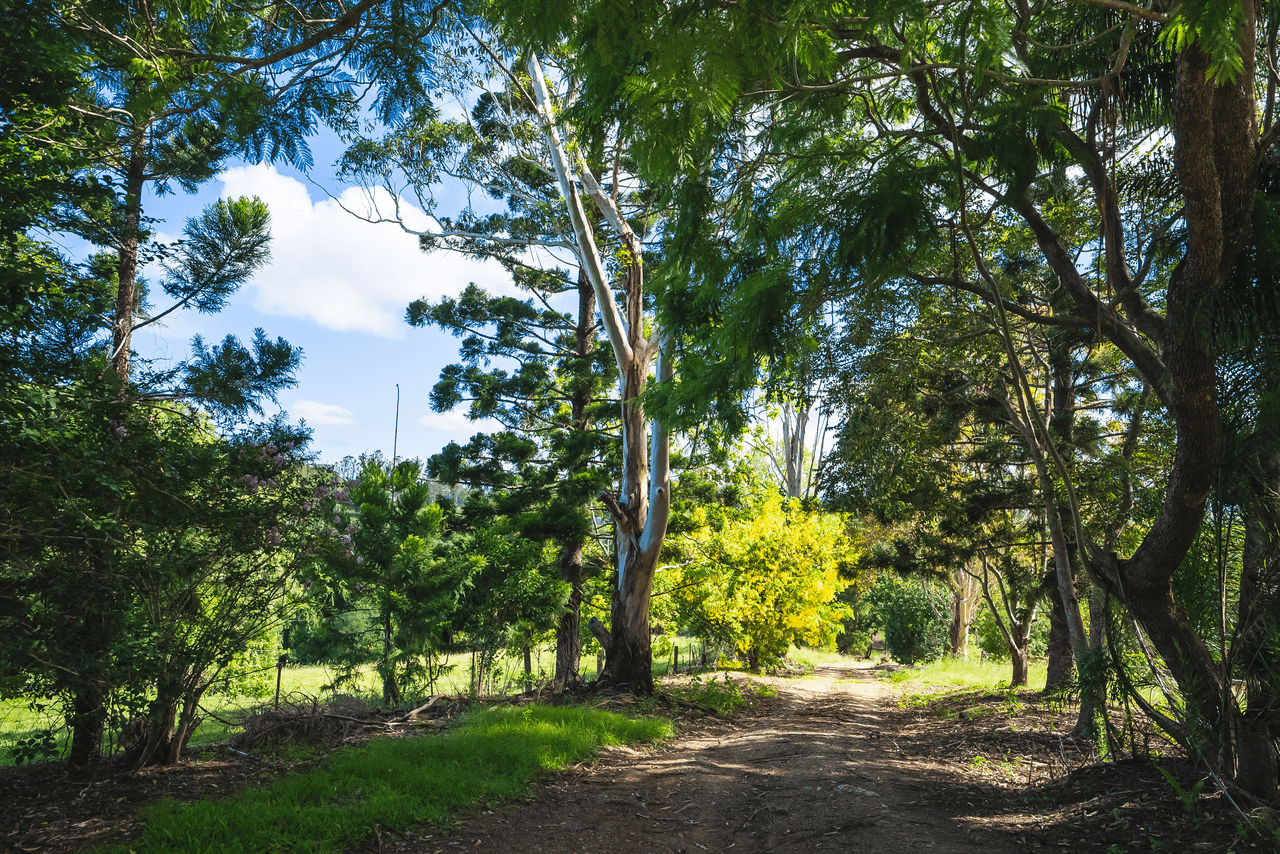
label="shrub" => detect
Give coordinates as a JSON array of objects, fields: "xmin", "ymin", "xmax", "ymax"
[{"xmin": 864, "ymin": 576, "xmax": 948, "ymax": 664}]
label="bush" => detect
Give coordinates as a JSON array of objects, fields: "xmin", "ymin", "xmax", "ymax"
[{"xmin": 864, "ymin": 576, "xmax": 948, "ymax": 664}]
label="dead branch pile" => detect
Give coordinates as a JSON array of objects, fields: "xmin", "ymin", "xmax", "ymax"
[
  {"xmin": 229, "ymin": 694, "xmax": 464, "ymax": 750},
  {"xmin": 231, "ymin": 695, "xmax": 381, "ymax": 749}
]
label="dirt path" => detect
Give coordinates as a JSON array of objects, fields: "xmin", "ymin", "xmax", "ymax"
[{"xmin": 410, "ymin": 663, "xmax": 1022, "ymax": 854}]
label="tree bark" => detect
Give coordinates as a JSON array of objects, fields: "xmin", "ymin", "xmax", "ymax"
[
  {"xmin": 556, "ymin": 541, "xmax": 585, "ymax": 686},
  {"xmin": 67, "ymin": 688, "xmax": 106, "ymax": 766},
  {"xmin": 381, "ymin": 609, "xmax": 399, "ymax": 706},
  {"xmin": 1010, "ymin": 640, "xmax": 1030, "ymax": 689},
  {"xmin": 948, "ymin": 565, "xmax": 977, "ymax": 659},
  {"xmin": 1234, "ymin": 506, "xmax": 1279, "ymax": 798},
  {"xmin": 110, "ymin": 130, "xmax": 146, "ymax": 382},
  {"xmin": 1044, "ymin": 584, "xmax": 1074, "ymax": 693},
  {"xmin": 600, "ymin": 301, "xmax": 672, "ymax": 695},
  {"xmin": 529, "ymin": 55, "xmax": 672, "ymax": 696}
]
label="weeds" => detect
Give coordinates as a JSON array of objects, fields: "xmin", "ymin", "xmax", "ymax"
[
  {"xmin": 674, "ymin": 673, "xmax": 747, "ymax": 715},
  {"xmin": 1153, "ymin": 764, "xmax": 1206, "ymax": 824}
]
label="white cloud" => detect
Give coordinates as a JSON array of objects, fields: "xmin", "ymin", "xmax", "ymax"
[
  {"xmin": 417, "ymin": 409, "xmax": 500, "ymax": 438},
  {"xmin": 217, "ymin": 164, "xmax": 514, "ymax": 337},
  {"xmin": 292, "ymin": 400, "xmax": 359, "ymax": 426}
]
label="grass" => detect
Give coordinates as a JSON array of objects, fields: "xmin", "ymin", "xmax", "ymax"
[
  {"xmin": 786, "ymin": 645, "xmax": 852, "ymax": 669},
  {"xmin": 1, "ymin": 665, "xmax": 362, "ymax": 767},
  {"xmin": 97, "ymin": 704, "xmax": 672, "ymax": 854},
  {"xmin": 886, "ymin": 656, "xmax": 1049, "ymax": 692}
]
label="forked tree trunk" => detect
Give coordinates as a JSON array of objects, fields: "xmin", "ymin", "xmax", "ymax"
[
  {"xmin": 599, "ymin": 327, "xmax": 671, "ymax": 695},
  {"xmin": 948, "ymin": 565, "xmax": 978, "ymax": 659},
  {"xmin": 781, "ymin": 402, "xmax": 809, "ymax": 500},
  {"xmin": 1010, "ymin": 638, "xmax": 1031, "ymax": 688},
  {"xmin": 530, "ymin": 55, "xmax": 672, "ymax": 696}
]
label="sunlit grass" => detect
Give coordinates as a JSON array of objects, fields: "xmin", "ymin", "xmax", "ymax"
[
  {"xmin": 97, "ymin": 705, "xmax": 672, "ymax": 854},
  {"xmin": 786, "ymin": 645, "xmax": 857, "ymax": 669},
  {"xmin": 887, "ymin": 656, "xmax": 1049, "ymax": 692}
]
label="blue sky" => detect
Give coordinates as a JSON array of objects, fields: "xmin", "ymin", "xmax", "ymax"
[{"xmin": 135, "ymin": 131, "xmax": 519, "ymax": 467}]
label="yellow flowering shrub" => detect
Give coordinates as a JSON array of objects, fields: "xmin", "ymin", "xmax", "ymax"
[{"xmin": 670, "ymin": 498, "xmax": 857, "ymax": 670}]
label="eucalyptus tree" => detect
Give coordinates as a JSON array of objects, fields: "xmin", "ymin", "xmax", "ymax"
[
  {"xmin": 527, "ymin": 0, "xmax": 1277, "ymax": 773},
  {"xmin": 341, "ymin": 64, "xmax": 623, "ymax": 685},
  {"xmin": 340, "ymin": 38, "xmax": 674, "ymax": 693}
]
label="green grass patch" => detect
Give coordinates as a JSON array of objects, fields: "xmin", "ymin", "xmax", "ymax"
[
  {"xmin": 887, "ymin": 656, "xmax": 1048, "ymax": 692},
  {"xmin": 99, "ymin": 704, "xmax": 671, "ymax": 854},
  {"xmin": 785, "ymin": 645, "xmax": 854, "ymax": 669}
]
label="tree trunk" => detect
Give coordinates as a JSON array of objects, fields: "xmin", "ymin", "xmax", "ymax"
[
  {"xmin": 1044, "ymin": 584, "xmax": 1074, "ymax": 693},
  {"xmin": 67, "ymin": 689, "xmax": 106, "ymax": 766},
  {"xmin": 555, "ymin": 541, "xmax": 585, "ymax": 686},
  {"xmin": 130, "ymin": 692, "xmax": 180, "ymax": 769},
  {"xmin": 554, "ymin": 268, "xmax": 597, "ymax": 688},
  {"xmin": 523, "ymin": 633, "xmax": 533, "ymax": 695},
  {"xmin": 381, "ymin": 610, "xmax": 398, "ymax": 706},
  {"xmin": 1234, "ymin": 514, "xmax": 1279, "ymax": 798},
  {"xmin": 782, "ymin": 402, "xmax": 809, "ymax": 499},
  {"xmin": 948, "ymin": 568, "xmax": 977, "ymax": 659},
  {"xmin": 166, "ymin": 692, "xmax": 202, "ymax": 766},
  {"xmin": 111, "ymin": 131, "xmax": 146, "ymax": 382},
  {"xmin": 67, "ymin": 584, "xmax": 113, "ymax": 766},
  {"xmin": 529, "ymin": 55, "xmax": 672, "ymax": 696},
  {"xmin": 1010, "ymin": 641, "xmax": 1030, "ymax": 689},
  {"xmin": 948, "ymin": 591, "xmax": 967, "ymax": 658}
]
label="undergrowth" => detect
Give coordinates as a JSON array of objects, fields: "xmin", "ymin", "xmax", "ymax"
[
  {"xmin": 98, "ymin": 705, "xmax": 671, "ymax": 854},
  {"xmin": 667, "ymin": 672, "xmax": 779, "ymax": 716}
]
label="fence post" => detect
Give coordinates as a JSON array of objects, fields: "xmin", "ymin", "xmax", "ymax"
[
  {"xmin": 274, "ymin": 654, "xmax": 287, "ymax": 710},
  {"xmin": 524, "ymin": 639, "xmax": 533, "ymax": 695}
]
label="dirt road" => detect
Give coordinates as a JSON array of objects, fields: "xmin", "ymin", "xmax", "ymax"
[{"xmin": 416, "ymin": 663, "xmax": 1023, "ymax": 854}]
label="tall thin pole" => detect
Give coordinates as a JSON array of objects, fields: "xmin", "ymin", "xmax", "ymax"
[{"xmin": 392, "ymin": 383, "xmax": 400, "ymax": 471}]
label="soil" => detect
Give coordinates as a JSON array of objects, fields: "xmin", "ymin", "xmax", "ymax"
[{"xmin": 1, "ymin": 662, "xmax": 1268, "ymax": 853}]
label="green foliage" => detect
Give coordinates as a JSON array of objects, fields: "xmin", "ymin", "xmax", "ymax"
[
  {"xmin": 668, "ymin": 498, "xmax": 859, "ymax": 670},
  {"xmin": 672, "ymin": 673, "xmax": 747, "ymax": 715},
  {"xmin": 308, "ymin": 456, "xmax": 470, "ymax": 704},
  {"xmin": 7, "ymin": 728, "xmax": 57, "ymax": 766},
  {"xmin": 1154, "ymin": 764, "xmax": 1207, "ymax": 823},
  {"xmin": 864, "ymin": 576, "xmax": 950, "ymax": 665},
  {"xmin": 974, "ymin": 607, "xmax": 1051, "ymax": 661},
  {"xmin": 107, "ymin": 705, "xmax": 671, "ymax": 854}
]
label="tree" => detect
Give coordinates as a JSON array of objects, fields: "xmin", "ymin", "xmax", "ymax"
[
  {"xmin": 31, "ymin": 0, "xmax": 454, "ymax": 382},
  {"xmin": 411, "ymin": 275, "xmax": 618, "ymax": 687},
  {"xmin": 539, "ymin": 0, "xmax": 1271, "ymax": 771},
  {"xmin": 316, "ymin": 457, "xmax": 476, "ymax": 706},
  {"xmin": 341, "ymin": 40, "xmax": 676, "ymax": 694}
]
